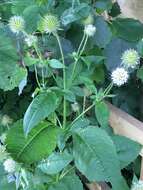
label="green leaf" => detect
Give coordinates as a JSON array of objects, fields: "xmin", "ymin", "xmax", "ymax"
[
  {"xmin": 23, "ymin": 5, "xmax": 41, "ymax": 33},
  {"xmin": 112, "ymin": 135, "xmax": 141, "ymax": 169},
  {"xmin": 137, "ymin": 66, "xmax": 143, "ymax": 81},
  {"xmin": 95, "ymin": 0, "xmax": 112, "ymax": 12},
  {"xmin": 49, "ymin": 59, "xmax": 65, "ymax": 69},
  {"xmin": 95, "ymin": 101, "xmax": 110, "ymax": 127},
  {"xmin": 0, "ymin": 30, "xmax": 27, "ymax": 91},
  {"xmin": 137, "ymin": 39, "xmax": 143, "ymax": 56},
  {"xmin": 0, "ymin": 166, "xmax": 16, "ymax": 190},
  {"xmin": 94, "ymin": 16, "xmax": 112, "ymax": 48},
  {"xmin": 23, "ymin": 91, "xmax": 59, "ymax": 135},
  {"xmin": 6, "ymin": 120, "xmax": 58, "ymax": 164},
  {"xmin": 38, "ymin": 150, "xmax": 73, "ymax": 174},
  {"xmin": 112, "ymin": 18, "xmax": 143, "ymax": 42},
  {"xmin": 104, "ymin": 38, "xmax": 136, "ymax": 71},
  {"xmin": 49, "ymin": 174, "xmax": 83, "ymax": 190},
  {"xmin": 61, "ymin": 3, "xmax": 90, "ymax": 26},
  {"xmin": 73, "ymin": 127, "xmax": 129, "ymax": 190}
]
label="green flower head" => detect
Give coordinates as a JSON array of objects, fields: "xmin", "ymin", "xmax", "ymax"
[
  {"xmin": 39, "ymin": 15, "xmax": 60, "ymax": 34},
  {"xmin": 9, "ymin": 16, "xmax": 25, "ymax": 34},
  {"xmin": 121, "ymin": 49, "xmax": 140, "ymax": 69}
]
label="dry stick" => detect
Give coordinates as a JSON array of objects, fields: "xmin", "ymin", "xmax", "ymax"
[{"xmin": 140, "ymin": 156, "xmax": 143, "ymax": 181}]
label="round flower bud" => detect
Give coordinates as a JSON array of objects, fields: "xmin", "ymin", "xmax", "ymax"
[
  {"xmin": 3, "ymin": 158, "xmax": 16, "ymax": 173},
  {"xmin": 131, "ymin": 180, "xmax": 143, "ymax": 190},
  {"xmin": 121, "ymin": 49, "xmax": 140, "ymax": 69},
  {"xmin": 1, "ymin": 115, "xmax": 13, "ymax": 127},
  {"xmin": 111, "ymin": 67, "xmax": 129, "ymax": 86},
  {"xmin": 84, "ymin": 24, "xmax": 96, "ymax": 37},
  {"xmin": 83, "ymin": 15, "xmax": 94, "ymax": 25},
  {"xmin": 25, "ymin": 35, "xmax": 37, "ymax": 47},
  {"xmin": 8, "ymin": 16, "xmax": 25, "ymax": 34},
  {"xmin": 0, "ymin": 145, "xmax": 8, "ymax": 162},
  {"xmin": 71, "ymin": 102, "xmax": 79, "ymax": 112},
  {"xmin": 40, "ymin": 15, "xmax": 60, "ymax": 34},
  {"xmin": 0, "ymin": 133, "xmax": 7, "ymax": 144}
]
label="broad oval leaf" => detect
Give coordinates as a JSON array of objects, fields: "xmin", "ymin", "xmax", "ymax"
[
  {"xmin": 112, "ymin": 135, "xmax": 141, "ymax": 169},
  {"xmin": 23, "ymin": 91, "xmax": 59, "ymax": 135},
  {"xmin": 6, "ymin": 120, "xmax": 59, "ymax": 164},
  {"xmin": 73, "ymin": 127, "xmax": 129, "ymax": 190},
  {"xmin": 49, "ymin": 59, "xmax": 65, "ymax": 69},
  {"xmin": 38, "ymin": 151, "xmax": 73, "ymax": 175},
  {"xmin": 112, "ymin": 18, "xmax": 143, "ymax": 42},
  {"xmin": 49, "ymin": 174, "xmax": 83, "ymax": 190},
  {"xmin": 0, "ymin": 30, "xmax": 27, "ymax": 91},
  {"xmin": 104, "ymin": 38, "xmax": 136, "ymax": 71},
  {"xmin": 95, "ymin": 101, "xmax": 110, "ymax": 127}
]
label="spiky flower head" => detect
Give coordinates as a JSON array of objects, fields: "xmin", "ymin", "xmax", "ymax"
[
  {"xmin": 111, "ymin": 67, "xmax": 129, "ymax": 86},
  {"xmin": 131, "ymin": 180, "xmax": 143, "ymax": 190},
  {"xmin": 8, "ymin": 16, "xmax": 25, "ymax": 34},
  {"xmin": 3, "ymin": 158, "xmax": 16, "ymax": 173},
  {"xmin": 84, "ymin": 24, "xmax": 96, "ymax": 37},
  {"xmin": 121, "ymin": 49, "xmax": 140, "ymax": 69},
  {"xmin": 0, "ymin": 145, "xmax": 9, "ymax": 162},
  {"xmin": 40, "ymin": 15, "xmax": 60, "ymax": 34},
  {"xmin": 25, "ymin": 35, "xmax": 37, "ymax": 47}
]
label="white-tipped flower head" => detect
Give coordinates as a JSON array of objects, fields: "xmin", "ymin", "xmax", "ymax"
[
  {"xmin": 3, "ymin": 158, "xmax": 16, "ymax": 173},
  {"xmin": 0, "ymin": 133, "xmax": 7, "ymax": 144},
  {"xmin": 111, "ymin": 67, "xmax": 129, "ymax": 86},
  {"xmin": 40, "ymin": 15, "xmax": 60, "ymax": 34},
  {"xmin": 84, "ymin": 24, "xmax": 96, "ymax": 37},
  {"xmin": 9, "ymin": 16, "xmax": 25, "ymax": 34},
  {"xmin": 1, "ymin": 115, "xmax": 13, "ymax": 127},
  {"xmin": 0, "ymin": 145, "xmax": 9, "ymax": 162},
  {"xmin": 121, "ymin": 49, "xmax": 140, "ymax": 69},
  {"xmin": 131, "ymin": 180, "xmax": 143, "ymax": 190},
  {"xmin": 71, "ymin": 102, "xmax": 79, "ymax": 112},
  {"xmin": 25, "ymin": 35, "xmax": 37, "ymax": 47}
]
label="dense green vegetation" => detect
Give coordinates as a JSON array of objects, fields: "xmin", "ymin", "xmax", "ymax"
[{"xmin": 0, "ymin": 0, "xmax": 143, "ymax": 189}]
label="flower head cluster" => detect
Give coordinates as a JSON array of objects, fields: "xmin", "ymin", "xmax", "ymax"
[
  {"xmin": 3, "ymin": 158, "xmax": 16, "ymax": 173},
  {"xmin": 0, "ymin": 145, "xmax": 9, "ymax": 162},
  {"xmin": 8, "ymin": 16, "xmax": 25, "ymax": 34},
  {"xmin": 40, "ymin": 15, "xmax": 60, "ymax": 34},
  {"xmin": 111, "ymin": 49, "xmax": 140, "ymax": 87},
  {"xmin": 25, "ymin": 34, "xmax": 37, "ymax": 47},
  {"xmin": 111, "ymin": 67, "xmax": 129, "ymax": 86},
  {"xmin": 131, "ymin": 180, "xmax": 143, "ymax": 190},
  {"xmin": 121, "ymin": 49, "xmax": 140, "ymax": 69},
  {"xmin": 84, "ymin": 24, "xmax": 96, "ymax": 37}
]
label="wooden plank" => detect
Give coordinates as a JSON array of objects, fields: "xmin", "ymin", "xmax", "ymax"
[
  {"xmin": 86, "ymin": 182, "xmax": 110, "ymax": 190},
  {"xmin": 107, "ymin": 102, "xmax": 143, "ymax": 147}
]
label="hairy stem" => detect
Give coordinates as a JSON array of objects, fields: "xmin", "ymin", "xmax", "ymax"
[{"xmin": 54, "ymin": 33, "xmax": 67, "ymax": 128}]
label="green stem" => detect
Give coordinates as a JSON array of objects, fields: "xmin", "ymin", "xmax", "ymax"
[
  {"xmin": 77, "ymin": 32, "xmax": 86, "ymax": 56},
  {"xmin": 82, "ymin": 95, "xmax": 86, "ymax": 117},
  {"xmin": 34, "ymin": 45, "xmax": 45, "ymax": 88},
  {"xmin": 103, "ymin": 82, "xmax": 113, "ymax": 96},
  {"xmin": 59, "ymin": 166, "xmax": 75, "ymax": 180},
  {"xmin": 54, "ymin": 33, "xmax": 67, "ymax": 128},
  {"xmin": 70, "ymin": 34, "xmax": 88, "ymax": 83},
  {"xmin": 55, "ymin": 114, "xmax": 62, "ymax": 128},
  {"xmin": 34, "ymin": 65, "xmax": 41, "ymax": 89},
  {"xmin": 72, "ymin": 103, "xmax": 95, "ymax": 124}
]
